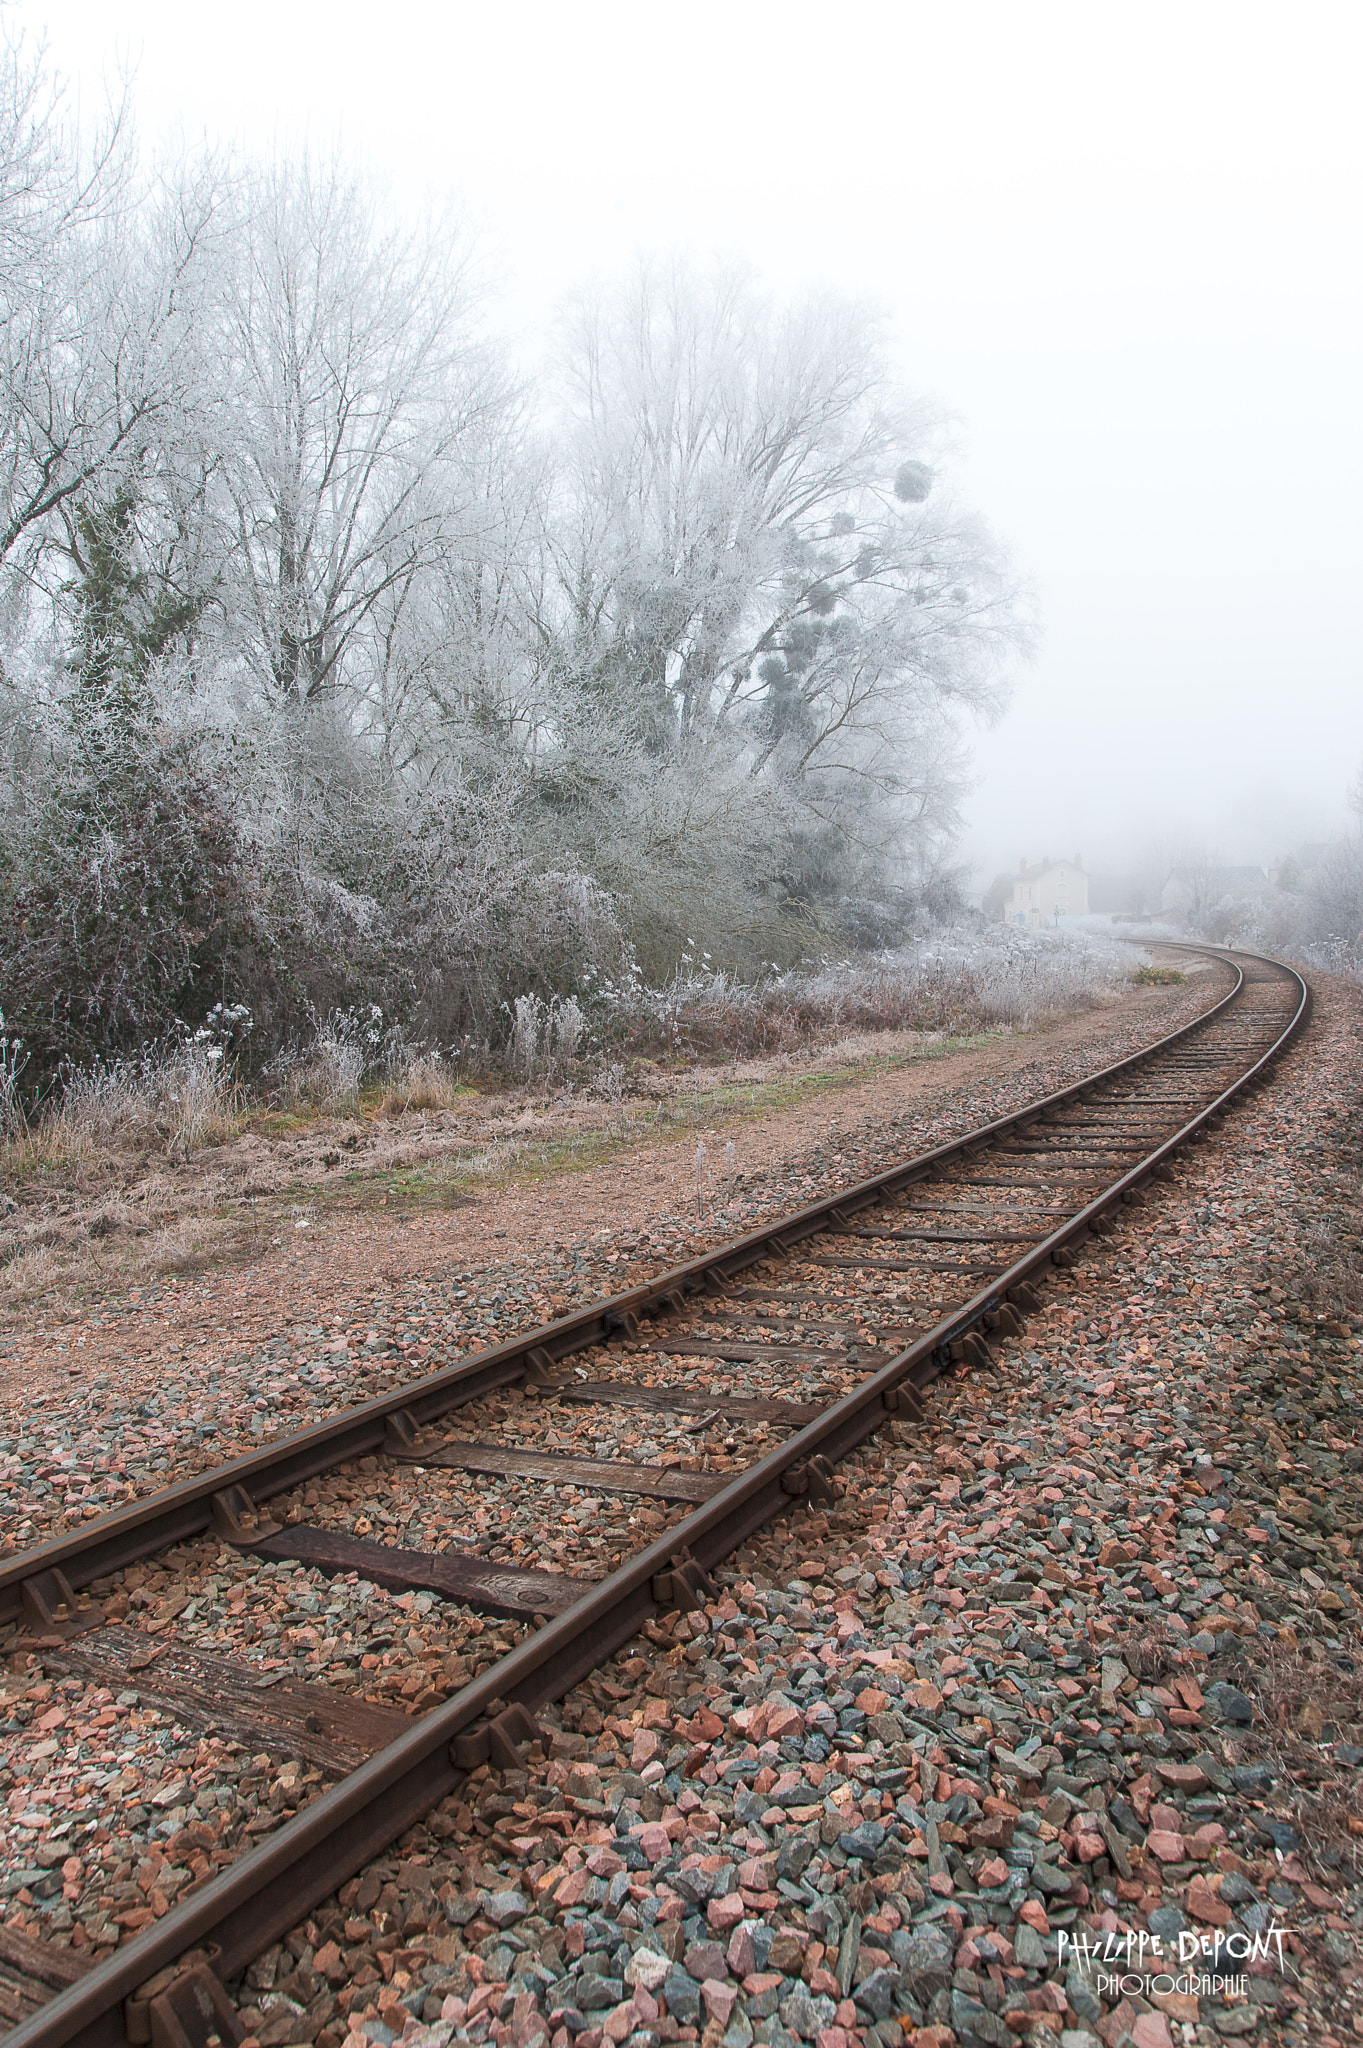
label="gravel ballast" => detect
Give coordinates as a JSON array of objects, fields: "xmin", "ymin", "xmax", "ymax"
[{"xmin": 8, "ymin": 959, "xmax": 1363, "ymax": 2048}]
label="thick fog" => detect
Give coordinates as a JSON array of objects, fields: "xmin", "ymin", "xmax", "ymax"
[{"xmin": 35, "ymin": 0, "xmax": 1363, "ymax": 899}]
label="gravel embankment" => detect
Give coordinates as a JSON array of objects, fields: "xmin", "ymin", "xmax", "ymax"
[
  {"xmin": 220, "ymin": 974, "xmax": 1363, "ymax": 2048},
  {"xmin": 10, "ymin": 962, "xmax": 1362, "ymax": 2047}
]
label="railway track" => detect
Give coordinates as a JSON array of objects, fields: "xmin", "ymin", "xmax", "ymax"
[{"xmin": 0, "ymin": 946, "xmax": 1311, "ymax": 2048}]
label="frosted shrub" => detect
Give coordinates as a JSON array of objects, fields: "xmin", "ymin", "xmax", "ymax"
[
  {"xmin": 0, "ymin": 1019, "xmax": 28, "ymax": 1141},
  {"xmin": 276, "ymin": 1009, "xmax": 381, "ymax": 1110},
  {"xmin": 553, "ymin": 996, "xmax": 585, "ymax": 1067},
  {"xmin": 573, "ymin": 924, "xmax": 1139, "ymax": 1060},
  {"xmin": 511, "ymin": 995, "xmax": 543, "ymax": 1083},
  {"xmin": 507, "ymin": 994, "xmax": 588, "ymax": 1084}
]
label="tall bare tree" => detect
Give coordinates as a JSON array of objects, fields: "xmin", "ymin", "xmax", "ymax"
[
  {"xmin": 539, "ymin": 261, "xmax": 1026, "ymax": 897},
  {"xmin": 211, "ymin": 156, "xmax": 509, "ymax": 711}
]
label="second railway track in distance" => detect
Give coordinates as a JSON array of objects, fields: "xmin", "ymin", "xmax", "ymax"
[{"xmin": 0, "ymin": 946, "xmax": 1311, "ymax": 2048}]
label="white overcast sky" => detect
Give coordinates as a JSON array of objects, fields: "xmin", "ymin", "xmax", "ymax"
[{"xmin": 29, "ymin": 0, "xmax": 1363, "ymax": 893}]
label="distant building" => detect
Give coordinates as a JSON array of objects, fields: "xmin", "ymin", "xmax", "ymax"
[
  {"xmin": 1160, "ymin": 866, "xmax": 1269, "ymax": 917},
  {"xmin": 1009, "ymin": 854, "xmax": 1089, "ymax": 929}
]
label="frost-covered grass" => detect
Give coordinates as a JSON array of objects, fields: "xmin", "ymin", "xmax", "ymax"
[
  {"xmin": 572, "ymin": 923, "xmax": 1143, "ymax": 1066},
  {"xmin": 269, "ymin": 1009, "xmax": 462, "ymax": 1116},
  {"xmin": 16, "ymin": 1044, "xmax": 242, "ymax": 1165}
]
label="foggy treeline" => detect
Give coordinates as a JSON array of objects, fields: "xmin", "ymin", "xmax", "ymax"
[
  {"xmin": 982, "ymin": 815, "xmax": 1363, "ymax": 974},
  {"xmin": 0, "ymin": 30, "xmax": 1025, "ymax": 1092}
]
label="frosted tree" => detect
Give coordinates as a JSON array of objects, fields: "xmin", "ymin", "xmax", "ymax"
[
  {"xmin": 527, "ymin": 262, "xmax": 1027, "ymax": 950},
  {"xmin": 543, "ymin": 262, "xmax": 1025, "ymax": 878},
  {"xmin": 208, "ymin": 155, "xmax": 510, "ymax": 712},
  {"xmin": 0, "ymin": 24, "xmax": 222, "ymax": 595}
]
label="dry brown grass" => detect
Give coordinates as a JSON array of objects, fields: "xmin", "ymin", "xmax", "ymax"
[
  {"xmin": 1299, "ymin": 1214, "xmax": 1363, "ymax": 1320},
  {"xmin": 1212, "ymin": 1619, "xmax": 1363, "ymax": 1877},
  {"xmin": 378, "ymin": 1059, "xmax": 458, "ymax": 1116}
]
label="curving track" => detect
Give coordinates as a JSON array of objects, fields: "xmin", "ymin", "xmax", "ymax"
[{"xmin": 0, "ymin": 946, "xmax": 1311, "ymax": 2048}]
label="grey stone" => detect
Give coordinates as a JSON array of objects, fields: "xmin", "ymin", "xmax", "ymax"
[
  {"xmin": 1013, "ymin": 1923, "xmax": 1048, "ymax": 1969},
  {"xmin": 721, "ymin": 2013, "xmax": 755, "ymax": 2048},
  {"xmin": 1064, "ymin": 1968, "xmax": 1101, "ymax": 2024},
  {"xmin": 1211, "ymin": 2012, "xmax": 1260, "ymax": 2037},
  {"xmin": 480, "ymin": 1884, "xmax": 528, "ymax": 1916},
  {"xmin": 895, "ymin": 1924, "xmax": 955, "ymax": 2001},
  {"xmin": 1204, "ymin": 1681, "xmax": 1254, "ymax": 1725},
  {"xmin": 777, "ymin": 1988, "xmax": 819, "ymax": 2042},
  {"xmin": 777, "ymin": 1989, "xmax": 836, "ymax": 2041},
  {"xmin": 776, "ymin": 1833, "xmax": 815, "ymax": 1882},
  {"xmin": 851, "ymin": 1968, "xmax": 900, "ymax": 2022},
  {"xmin": 1147, "ymin": 1905, "xmax": 1188, "ymax": 1940},
  {"xmin": 1229, "ymin": 1763, "xmax": 1274, "ymax": 1793},
  {"xmin": 1030, "ymin": 1862, "xmax": 1072, "ymax": 1896},
  {"xmin": 838, "ymin": 1822, "xmax": 887, "ymax": 1860},
  {"xmin": 1190, "ymin": 1748, "xmax": 1232, "ymax": 1790},
  {"xmin": 835, "ymin": 1915, "xmax": 862, "ymax": 1997},
  {"xmin": 662, "ymin": 1970, "xmax": 701, "ymax": 2027},
  {"xmin": 575, "ymin": 1976, "xmax": 625, "ymax": 2012},
  {"xmin": 1219, "ymin": 1872, "xmax": 1258, "ymax": 1905},
  {"xmin": 949, "ymin": 1990, "xmax": 1011, "ymax": 2047},
  {"xmin": 867, "ymin": 1711, "xmax": 904, "ymax": 1743},
  {"xmin": 675, "ymin": 1865, "xmax": 722, "ymax": 1904}
]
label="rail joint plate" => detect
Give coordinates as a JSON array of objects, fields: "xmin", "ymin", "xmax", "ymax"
[
  {"xmin": 126, "ymin": 1950, "xmax": 243, "ymax": 2048},
  {"xmin": 652, "ymin": 1552, "xmax": 717, "ymax": 1612},
  {"xmin": 19, "ymin": 1565, "xmax": 103, "ymax": 1640},
  {"xmin": 209, "ymin": 1485, "xmax": 281, "ymax": 1547}
]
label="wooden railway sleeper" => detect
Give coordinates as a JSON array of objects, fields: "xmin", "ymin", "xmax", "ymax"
[
  {"xmin": 126, "ymin": 1950, "xmax": 242, "ymax": 2048},
  {"xmin": 450, "ymin": 1700, "xmax": 544, "ymax": 1773}
]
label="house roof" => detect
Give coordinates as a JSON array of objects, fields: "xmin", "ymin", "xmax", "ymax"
[{"xmin": 1015, "ymin": 856, "xmax": 1085, "ymax": 883}]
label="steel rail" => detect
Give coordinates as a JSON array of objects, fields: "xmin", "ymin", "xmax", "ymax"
[
  {"xmin": 0, "ymin": 945, "xmax": 1252, "ymax": 1623},
  {"xmin": 3, "ymin": 949, "xmax": 1311, "ymax": 2048}
]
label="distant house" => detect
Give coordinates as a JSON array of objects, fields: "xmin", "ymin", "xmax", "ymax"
[
  {"xmin": 1160, "ymin": 866, "xmax": 1269, "ymax": 917},
  {"xmin": 1009, "ymin": 855, "xmax": 1089, "ymax": 929}
]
